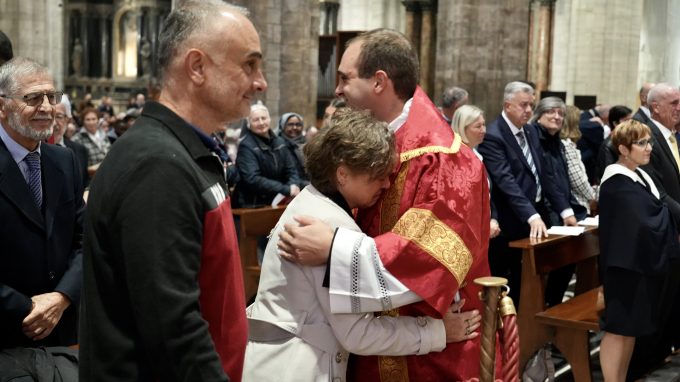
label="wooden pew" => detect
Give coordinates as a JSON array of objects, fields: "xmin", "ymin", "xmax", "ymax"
[
  {"xmin": 233, "ymin": 206, "xmax": 286, "ymax": 302},
  {"xmin": 510, "ymin": 227, "xmax": 600, "ymax": 381}
]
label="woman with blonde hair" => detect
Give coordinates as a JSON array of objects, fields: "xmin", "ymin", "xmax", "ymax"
[
  {"xmin": 561, "ymin": 104, "xmax": 596, "ymax": 213},
  {"xmin": 451, "ymin": 104, "xmax": 500, "ymax": 238}
]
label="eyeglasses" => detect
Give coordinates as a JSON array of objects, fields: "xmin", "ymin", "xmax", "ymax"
[
  {"xmin": 544, "ymin": 109, "xmax": 565, "ymax": 118},
  {"xmin": 0, "ymin": 91, "xmax": 64, "ymax": 107},
  {"xmin": 633, "ymin": 139, "xmax": 654, "ymax": 147},
  {"xmin": 286, "ymin": 122, "xmax": 303, "ymax": 127}
]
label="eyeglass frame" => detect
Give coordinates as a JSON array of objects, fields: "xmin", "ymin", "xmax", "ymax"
[
  {"xmin": 285, "ymin": 122, "xmax": 304, "ymax": 127},
  {"xmin": 632, "ymin": 138, "xmax": 654, "ymax": 148},
  {"xmin": 0, "ymin": 91, "xmax": 64, "ymax": 107}
]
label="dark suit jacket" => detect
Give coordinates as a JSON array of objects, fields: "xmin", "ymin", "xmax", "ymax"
[
  {"xmin": 633, "ymin": 107, "xmax": 652, "ymax": 125},
  {"xmin": 63, "ymin": 138, "xmax": 89, "ymax": 187},
  {"xmin": 0, "ymin": 139, "xmax": 85, "ymax": 348},
  {"xmin": 639, "ymin": 119, "xmax": 680, "ymax": 225},
  {"xmin": 478, "ymin": 116, "xmax": 570, "ymax": 240},
  {"xmin": 577, "ymin": 110, "xmax": 605, "ymax": 184}
]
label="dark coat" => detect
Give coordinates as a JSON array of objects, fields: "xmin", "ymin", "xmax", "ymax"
[
  {"xmin": 80, "ymin": 101, "xmax": 242, "ymax": 381},
  {"xmin": 63, "ymin": 138, "xmax": 89, "ymax": 187},
  {"xmin": 234, "ymin": 129, "xmax": 300, "ymax": 208},
  {"xmin": 535, "ymin": 122, "xmax": 587, "ymax": 224},
  {"xmin": 477, "ymin": 116, "xmax": 570, "ymax": 240},
  {"xmin": 281, "ymin": 134, "xmax": 309, "ymax": 188},
  {"xmin": 577, "ymin": 109, "xmax": 605, "ymax": 183},
  {"xmin": 0, "ymin": 139, "xmax": 84, "ymax": 349},
  {"xmin": 639, "ymin": 119, "xmax": 680, "ymax": 225}
]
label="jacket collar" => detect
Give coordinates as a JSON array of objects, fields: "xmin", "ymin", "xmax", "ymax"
[{"xmin": 140, "ymin": 101, "xmax": 214, "ymax": 161}]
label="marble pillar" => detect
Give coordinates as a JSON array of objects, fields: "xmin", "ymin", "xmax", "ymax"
[
  {"xmin": 527, "ymin": 0, "xmax": 554, "ymax": 95},
  {"xmin": 402, "ymin": 1, "xmax": 421, "ymax": 54},
  {"xmin": 231, "ymin": 0, "xmax": 319, "ymax": 128}
]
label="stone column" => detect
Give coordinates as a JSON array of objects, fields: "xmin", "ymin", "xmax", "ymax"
[
  {"xmin": 419, "ymin": 0, "xmax": 436, "ymax": 97},
  {"xmin": 435, "ymin": 0, "xmax": 531, "ymax": 118},
  {"xmin": 402, "ymin": 0, "xmax": 421, "ymax": 54},
  {"xmin": 147, "ymin": 7, "xmax": 160, "ymax": 79},
  {"xmin": 527, "ymin": 0, "xmax": 554, "ymax": 95},
  {"xmin": 99, "ymin": 13, "xmax": 111, "ymax": 79}
]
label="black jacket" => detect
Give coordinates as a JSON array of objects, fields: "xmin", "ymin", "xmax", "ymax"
[
  {"xmin": 234, "ymin": 129, "xmax": 300, "ymax": 208},
  {"xmin": 281, "ymin": 134, "xmax": 309, "ymax": 187},
  {"xmin": 80, "ymin": 101, "xmax": 239, "ymax": 381},
  {"xmin": 536, "ymin": 123, "xmax": 587, "ymax": 224}
]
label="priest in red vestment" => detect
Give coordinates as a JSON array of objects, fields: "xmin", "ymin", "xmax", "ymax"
[{"xmin": 279, "ymin": 29, "xmax": 498, "ymax": 381}]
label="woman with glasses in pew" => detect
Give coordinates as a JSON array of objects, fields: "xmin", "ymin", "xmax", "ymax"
[{"xmin": 598, "ymin": 119, "xmax": 680, "ymax": 381}]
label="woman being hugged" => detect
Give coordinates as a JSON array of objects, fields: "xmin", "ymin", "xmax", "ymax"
[
  {"xmin": 599, "ymin": 119, "xmax": 679, "ymax": 381},
  {"xmin": 243, "ymin": 109, "xmax": 480, "ymax": 382}
]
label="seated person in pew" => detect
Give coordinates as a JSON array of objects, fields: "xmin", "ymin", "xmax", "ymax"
[
  {"xmin": 598, "ymin": 119, "xmax": 680, "ymax": 381},
  {"xmin": 243, "ymin": 109, "xmax": 481, "ymax": 382}
]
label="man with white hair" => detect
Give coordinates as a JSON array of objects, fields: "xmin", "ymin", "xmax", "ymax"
[
  {"xmin": 477, "ymin": 81, "xmax": 574, "ymax": 305},
  {"xmin": 628, "ymin": 82, "xmax": 680, "ymax": 380},
  {"xmin": 80, "ymin": 1, "xmax": 267, "ymax": 380}
]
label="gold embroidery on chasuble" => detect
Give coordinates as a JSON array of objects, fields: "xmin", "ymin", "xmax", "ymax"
[
  {"xmin": 376, "ymin": 137, "xmax": 463, "ymax": 382},
  {"xmin": 380, "ymin": 162, "xmax": 409, "ymax": 234},
  {"xmin": 378, "ymin": 355, "xmax": 410, "ymax": 382},
  {"xmin": 399, "ymin": 132, "xmax": 462, "ymax": 162},
  {"xmin": 377, "ymin": 167, "xmax": 410, "ymax": 381},
  {"xmin": 391, "ymin": 208, "xmax": 472, "ymax": 285}
]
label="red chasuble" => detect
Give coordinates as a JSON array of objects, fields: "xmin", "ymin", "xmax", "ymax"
[
  {"xmin": 199, "ymin": 195, "xmax": 248, "ymax": 381},
  {"xmin": 348, "ymin": 87, "xmax": 495, "ymax": 381}
]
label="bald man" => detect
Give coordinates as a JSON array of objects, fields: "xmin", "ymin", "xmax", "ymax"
[{"xmin": 79, "ymin": 1, "xmax": 267, "ymax": 381}]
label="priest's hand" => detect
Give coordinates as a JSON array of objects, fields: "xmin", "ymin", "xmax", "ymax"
[
  {"xmin": 22, "ymin": 292, "xmax": 71, "ymax": 341},
  {"xmin": 443, "ymin": 300, "xmax": 481, "ymax": 343},
  {"xmin": 278, "ymin": 215, "xmax": 334, "ymax": 266}
]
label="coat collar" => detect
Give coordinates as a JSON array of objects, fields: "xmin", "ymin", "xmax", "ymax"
[{"xmin": 140, "ymin": 101, "xmax": 214, "ymax": 161}]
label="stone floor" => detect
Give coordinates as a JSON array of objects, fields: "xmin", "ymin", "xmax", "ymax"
[
  {"xmin": 553, "ymin": 345, "xmax": 680, "ymax": 381},
  {"xmin": 546, "ymin": 277, "xmax": 680, "ymax": 381}
]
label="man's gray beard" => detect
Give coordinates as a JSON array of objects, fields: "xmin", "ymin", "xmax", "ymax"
[{"xmin": 7, "ymin": 110, "xmax": 53, "ymax": 141}]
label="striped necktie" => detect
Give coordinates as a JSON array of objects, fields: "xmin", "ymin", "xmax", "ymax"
[
  {"xmin": 24, "ymin": 152, "xmax": 43, "ymax": 208},
  {"xmin": 516, "ymin": 130, "xmax": 541, "ymax": 202}
]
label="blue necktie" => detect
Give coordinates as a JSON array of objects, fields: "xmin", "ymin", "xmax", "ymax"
[
  {"xmin": 516, "ymin": 130, "xmax": 541, "ymax": 202},
  {"xmin": 24, "ymin": 152, "xmax": 42, "ymax": 208}
]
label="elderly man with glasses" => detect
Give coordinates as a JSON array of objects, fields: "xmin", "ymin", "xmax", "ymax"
[{"xmin": 0, "ymin": 57, "xmax": 85, "ymax": 353}]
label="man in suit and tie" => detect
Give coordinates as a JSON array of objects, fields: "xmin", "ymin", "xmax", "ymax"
[
  {"xmin": 478, "ymin": 81, "xmax": 576, "ymax": 304},
  {"xmin": 0, "ymin": 57, "xmax": 85, "ymax": 349},
  {"xmin": 633, "ymin": 82, "xmax": 655, "ymax": 125},
  {"xmin": 627, "ymin": 82, "xmax": 680, "ymax": 380}
]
